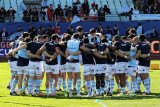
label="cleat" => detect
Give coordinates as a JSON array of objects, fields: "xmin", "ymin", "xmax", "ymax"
[
  {"xmin": 77, "ymin": 94, "xmax": 82, "ymax": 97},
  {"xmin": 115, "ymin": 88, "xmax": 121, "ymax": 92},
  {"xmin": 136, "ymin": 90, "xmax": 141, "ymax": 94},
  {"xmin": 85, "ymin": 94, "xmax": 92, "ymax": 97},
  {"xmin": 27, "ymin": 93, "xmax": 33, "ymax": 97},
  {"xmin": 118, "ymin": 93, "xmax": 126, "ymax": 96},
  {"xmin": 20, "ymin": 90, "xmax": 25, "ymax": 96},
  {"xmin": 100, "ymin": 93, "xmax": 104, "ymax": 97},
  {"xmin": 10, "ymin": 91, "xmax": 18, "ymax": 96},
  {"xmin": 7, "ymin": 85, "xmax": 11, "ymax": 90},
  {"xmin": 72, "ymin": 88, "xmax": 77, "ymax": 92},
  {"xmin": 50, "ymin": 93, "xmax": 57, "ymax": 97},
  {"xmin": 142, "ymin": 92, "xmax": 150, "ymax": 95},
  {"xmin": 15, "ymin": 90, "xmax": 18, "ymax": 93},
  {"xmin": 47, "ymin": 94, "xmax": 50, "ymax": 97},
  {"xmin": 107, "ymin": 92, "xmax": 112, "ymax": 96},
  {"xmin": 64, "ymin": 92, "xmax": 68, "ymax": 97},
  {"xmin": 38, "ymin": 94, "xmax": 46, "ymax": 97},
  {"xmin": 69, "ymin": 93, "xmax": 73, "ymax": 97},
  {"xmin": 56, "ymin": 89, "xmax": 63, "ymax": 92},
  {"xmin": 81, "ymin": 85, "xmax": 88, "ymax": 94}
]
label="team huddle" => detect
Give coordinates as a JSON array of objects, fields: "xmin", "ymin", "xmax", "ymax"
[{"xmin": 6, "ymin": 26, "xmax": 152, "ymax": 97}]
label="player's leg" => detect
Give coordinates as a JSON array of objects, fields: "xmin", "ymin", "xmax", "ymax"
[
  {"xmin": 90, "ymin": 64, "xmax": 96, "ymax": 96},
  {"xmin": 61, "ymin": 64, "xmax": 67, "ymax": 94},
  {"xmin": 136, "ymin": 72, "xmax": 142, "ymax": 93},
  {"xmin": 95, "ymin": 75, "xmax": 101, "ymax": 96},
  {"xmin": 45, "ymin": 64, "xmax": 51, "ymax": 96},
  {"xmin": 100, "ymin": 73, "xmax": 105, "ymax": 96},
  {"xmin": 17, "ymin": 67, "xmax": 23, "ymax": 94},
  {"xmin": 118, "ymin": 73, "xmax": 126, "ymax": 96},
  {"xmin": 115, "ymin": 74, "xmax": 121, "ymax": 92},
  {"xmin": 147, "ymin": 73, "xmax": 151, "ymax": 94},
  {"xmin": 57, "ymin": 71, "xmax": 62, "ymax": 92},
  {"xmin": 72, "ymin": 72, "xmax": 77, "ymax": 92}
]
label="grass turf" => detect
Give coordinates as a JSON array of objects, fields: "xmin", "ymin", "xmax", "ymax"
[{"xmin": 0, "ymin": 60, "xmax": 160, "ymax": 107}]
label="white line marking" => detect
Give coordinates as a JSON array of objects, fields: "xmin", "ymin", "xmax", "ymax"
[{"xmin": 98, "ymin": 102, "xmax": 108, "ymax": 107}]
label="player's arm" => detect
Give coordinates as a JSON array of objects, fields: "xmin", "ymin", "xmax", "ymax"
[
  {"xmin": 10, "ymin": 42, "xmax": 14, "ymax": 47},
  {"xmin": 67, "ymin": 50, "xmax": 82, "ymax": 56},
  {"xmin": 59, "ymin": 41, "xmax": 66, "ymax": 46},
  {"xmin": 43, "ymin": 51, "xmax": 58, "ymax": 60},
  {"xmin": 108, "ymin": 45, "xmax": 117, "ymax": 51},
  {"xmin": 118, "ymin": 49, "xmax": 130, "ymax": 56},
  {"xmin": 94, "ymin": 51, "xmax": 107, "ymax": 59},
  {"xmin": 139, "ymin": 54, "xmax": 150, "ymax": 58},
  {"xmin": 55, "ymin": 47, "xmax": 66, "ymax": 57},
  {"xmin": 36, "ymin": 45, "xmax": 46, "ymax": 55},
  {"xmin": 130, "ymin": 50, "xmax": 141, "ymax": 60},
  {"xmin": 6, "ymin": 49, "xmax": 14, "ymax": 58},
  {"xmin": 26, "ymin": 51, "xmax": 42, "ymax": 59},
  {"xmin": 114, "ymin": 50, "xmax": 129, "ymax": 59},
  {"xmin": 65, "ymin": 49, "xmax": 74, "ymax": 61},
  {"xmin": 19, "ymin": 41, "xmax": 26, "ymax": 46},
  {"xmin": 98, "ymin": 48, "xmax": 109, "ymax": 55},
  {"xmin": 80, "ymin": 45, "xmax": 94, "ymax": 53}
]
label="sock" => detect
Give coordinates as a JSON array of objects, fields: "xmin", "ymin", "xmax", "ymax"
[
  {"xmin": 105, "ymin": 76, "xmax": 109, "ymax": 91},
  {"xmin": 57, "ymin": 77, "xmax": 62, "ymax": 90},
  {"xmin": 77, "ymin": 79, "xmax": 81, "ymax": 95},
  {"xmin": 126, "ymin": 80, "xmax": 130, "ymax": 90},
  {"xmin": 96, "ymin": 81, "xmax": 100, "ymax": 95},
  {"xmin": 68, "ymin": 80, "xmax": 72, "ymax": 95},
  {"xmin": 21, "ymin": 85, "xmax": 27, "ymax": 91},
  {"xmin": 10, "ymin": 79, "xmax": 18, "ymax": 93},
  {"xmin": 131, "ymin": 81, "xmax": 133, "ymax": 90},
  {"xmin": 117, "ymin": 84, "xmax": 121, "ymax": 89},
  {"xmin": 40, "ymin": 79, "xmax": 43, "ymax": 86},
  {"xmin": 62, "ymin": 81, "xmax": 66, "ymax": 91},
  {"xmin": 36, "ymin": 80, "xmax": 41, "ymax": 94},
  {"xmin": 110, "ymin": 80, "xmax": 115, "ymax": 94},
  {"xmin": 132, "ymin": 81, "xmax": 137, "ymax": 94},
  {"xmin": 83, "ymin": 75, "xmax": 86, "ymax": 86},
  {"xmin": 46, "ymin": 88, "xmax": 50, "ymax": 96},
  {"xmin": 121, "ymin": 87, "xmax": 125, "ymax": 94},
  {"xmin": 86, "ymin": 81, "xmax": 91, "ymax": 95},
  {"xmin": 73, "ymin": 85, "xmax": 76, "ymax": 89},
  {"xmin": 10, "ymin": 79, "xmax": 13, "ymax": 88},
  {"xmin": 50, "ymin": 78, "xmax": 54, "ymax": 91},
  {"xmin": 27, "ymin": 78, "xmax": 33, "ymax": 94},
  {"xmin": 148, "ymin": 76, "xmax": 151, "ymax": 93},
  {"xmin": 91, "ymin": 80, "xmax": 95, "ymax": 94},
  {"xmin": 144, "ymin": 79, "xmax": 150, "ymax": 93},
  {"xmin": 32, "ymin": 79, "xmax": 36, "ymax": 93},
  {"xmin": 101, "ymin": 81, "xmax": 105, "ymax": 94},
  {"xmin": 136, "ymin": 76, "xmax": 142, "ymax": 91},
  {"xmin": 51, "ymin": 86, "xmax": 56, "ymax": 95}
]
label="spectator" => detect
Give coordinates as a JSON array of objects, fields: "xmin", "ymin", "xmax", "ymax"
[
  {"xmin": 151, "ymin": 5, "xmax": 159, "ymax": 14},
  {"xmin": 82, "ymin": 0, "xmax": 89, "ymax": 15},
  {"xmin": 46, "ymin": 25, "xmax": 52, "ymax": 37},
  {"xmin": 136, "ymin": 23, "xmax": 143, "ymax": 36},
  {"xmin": 55, "ymin": 4, "xmax": 64, "ymax": 17},
  {"xmin": 89, "ymin": 5, "xmax": 98, "ymax": 16},
  {"xmin": 133, "ymin": 6, "xmax": 139, "ymax": 14},
  {"xmin": 113, "ymin": 25, "xmax": 120, "ymax": 36},
  {"xmin": 51, "ymin": 25, "xmax": 55, "ymax": 34},
  {"xmin": 126, "ymin": 27, "xmax": 131, "ymax": 36},
  {"xmin": 75, "ymin": 0, "xmax": 81, "ymax": 11},
  {"xmin": 105, "ymin": 26, "xmax": 112, "ymax": 40},
  {"xmin": 67, "ymin": 26, "xmax": 74, "ymax": 35},
  {"xmin": 145, "ymin": 5, "xmax": 152, "ymax": 14},
  {"xmin": 16, "ymin": 26, "xmax": 23, "ymax": 32},
  {"xmin": 55, "ymin": 24, "xmax": 61, "ymax": 35},
  {"xmin": 23, "ymin": 5, "xmax": 32, "ymax": 22},
  {"xmin": 0, "ymin": 7, "xmax": 6, "ymax": 22},
  {"xmin": 39, "ymin": 27, "xmax": 46, "ymax": 35},
  {"xmin": 47, "ymin": 4, "xmax": 54, "ymax": 21},
  {"xmin": 98, "ymin": 7, "xmax": 105, "ymax": 21},
  {"xmin": 30, "ymin": 27, "xmax": 37, "ymax": 40},
  {"xmin": 63, "ymin": 5, "xmax": 68, "ymax": 17},
  {"xmin": 41, "ymin": 0, "xmax": 49, "ymax": 9},
  {"xmin": 40, "ymin": 7, "xmax": 46, "ymax": 22},
  {"xmin": 28, "ymin": 25, "xmax": 33, "ymax": 33},
  {"xmin": 97, "ymin": 24, "xmax": 104, "ymax": 34},
  {"xmin": 72, "ymin": 3, "xmax": 78, "ymax": 16},
  {"xmin": 78, "ymin": 6, "xmax": 84, "ymax": 17},
  {"xmin": 32, "ymin": 7, "xmax": 39, "ymax": 22},
  {"xmin": 0, "ymin": 28, "xmax": 9, "ymax": 40},
  {"xmin": 65, "ymin": 6, "xmax": 72, "ymax": 17},
  {"xmin": 75, "ymin": 0, "xmax": 81, "ymax": 5},
  {"xmin": 151, "ymin": 27, "xmax": 159, "ymax": 40},
  {"xmin": 7, "ymin": 7, "xmax": 16, "ymax": 22},
  {"xmin": 104, "ymin": 5, "xmax": 111, "ymax": 14}
]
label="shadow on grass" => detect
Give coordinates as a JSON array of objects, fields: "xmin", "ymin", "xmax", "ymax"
[{"xmin": 22, "ymin": 92, "xmax": 160, "ymax": 100}]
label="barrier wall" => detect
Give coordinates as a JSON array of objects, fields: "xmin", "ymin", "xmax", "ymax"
[{"xmin": 1, "ymin": 21, "xmax": 160, "ymax": 37}]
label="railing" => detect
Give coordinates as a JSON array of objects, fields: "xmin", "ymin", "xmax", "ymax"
[{"xmin": 0, "ymin": 14, "xmax": 131, "ymax": 22}]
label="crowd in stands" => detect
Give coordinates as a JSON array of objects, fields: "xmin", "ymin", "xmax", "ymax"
[{"xmin": 0, "ymin": 23, "xmax": 159, "ymax": 41}]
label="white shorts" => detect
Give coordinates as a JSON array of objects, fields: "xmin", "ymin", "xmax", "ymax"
[
  {"xmin": 8, "ymin": 61, "xmax": 18, "ymax": 71},
  {"xmin": 126, "ymin": 66, "xmax": 137, "ymax": 77},
  {"xmin": 42, "ymin": 61, "xmax": 45, "ymax": 72},
  {"xmin": 28, "ymin": 61, "xmax": 43, "ymax": 76},
  {"xmin": 138, "ymin": 66, "xmax": 149, "ymax": 74},
  {"xmin": 106, "ymin": 64, "xmax": 115, "ymax": 76},
  {"xmin": 60, "ymin": 64, "xmax": 66, "ymax": 73},
  {"xmin": 95, "ymin": 64, "xmax": 107, "ymax": 74},
  {"xmin": 17, "ymin": 66, "xmax": 29, "ymax": 75},
  {"xmin": 11, "ymin": 71, "xmax": 17, "ymax": 76},
  {"xmin": 79, "ymin": 54, "xmax": 83, "ymax": 65},
  {"xmin": 83, "ymin": 64, "xmax": 95, "ymax": 76},
  {"xmin": 66, "ymin": 62, "xmax": 80, "ymax": 73},
  {"xmin": 115, "ymin": 62, "xmax": 128, "ymax": 74},
  {"xmin": 45, "ymin": 64, "xmax": 59, "ymax": 74}
]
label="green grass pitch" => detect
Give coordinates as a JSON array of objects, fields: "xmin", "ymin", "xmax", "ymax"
[{"xmin": 0, "ymin": 61, "xmax": 160, "ymax": 107}]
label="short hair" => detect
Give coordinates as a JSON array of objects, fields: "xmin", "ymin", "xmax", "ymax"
[
  {"xmin": 121, "ymin": 36, "xmax": 127, "ymax": 40},
  {"xmin": 76, "ymin": 26, "xmax": 83, "ymax": 32},
  {"xmin": 25, "ymin": 37, "xmax": 32, "ymax": 43},
  {"xmin": 61, "ymin": 37, "xmax": 65, "ymax": 41},
  {"xmin": 42, "ymin": 34, "xmax": 48, "ymax": 39},
  {"xmin": 139, "ymin": 34, "xmax": 145, "ymax": 42},
  {"xmin": 130, "ymin": 29, "xmax": 136, "ymax": 34},
  {"xmin": 128, "ymin": 35, "xmax": 135, "ymax": 39},
  {"xmin": 90, "ymin": 28, "xmax": 96, "ymax": 34},
  {"xmin": 37, "ymin": 35, "xmax": 42, "ymax": 40},
  {"xmin": 101, "ymin": 37, "xmax": 107, "ymax": 43},
  {"xmin": 113, "ymin": 35, "xmax": 121, "ymax": 41},
  {"xmin": 73, "ymin": 33, "xmax": 79, "ymax": 39},
  {"xmin": 153, "ymin": 27, "xmax": 155, "ymax": 29},
  {"xmin": 83, "ymin": 37, "xmax": 89, "ymax": 44},
  {"xmin": 138, "ymin": 23, "xmax": 141, "ymax": 26},
  {"xmin": 65, "ymin": 34, "xmax": 71, "ymax": 41},
  {"xmin": 51, "ymin": 34, "xmax": 59, "ymax": 40},
  {"xmin": 114, "ymin": 25, "xmax": 117, "ymax": 27},
  {"xmin": 22, "ymin": 32, "xmax": 29, "ymax": 39}
]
